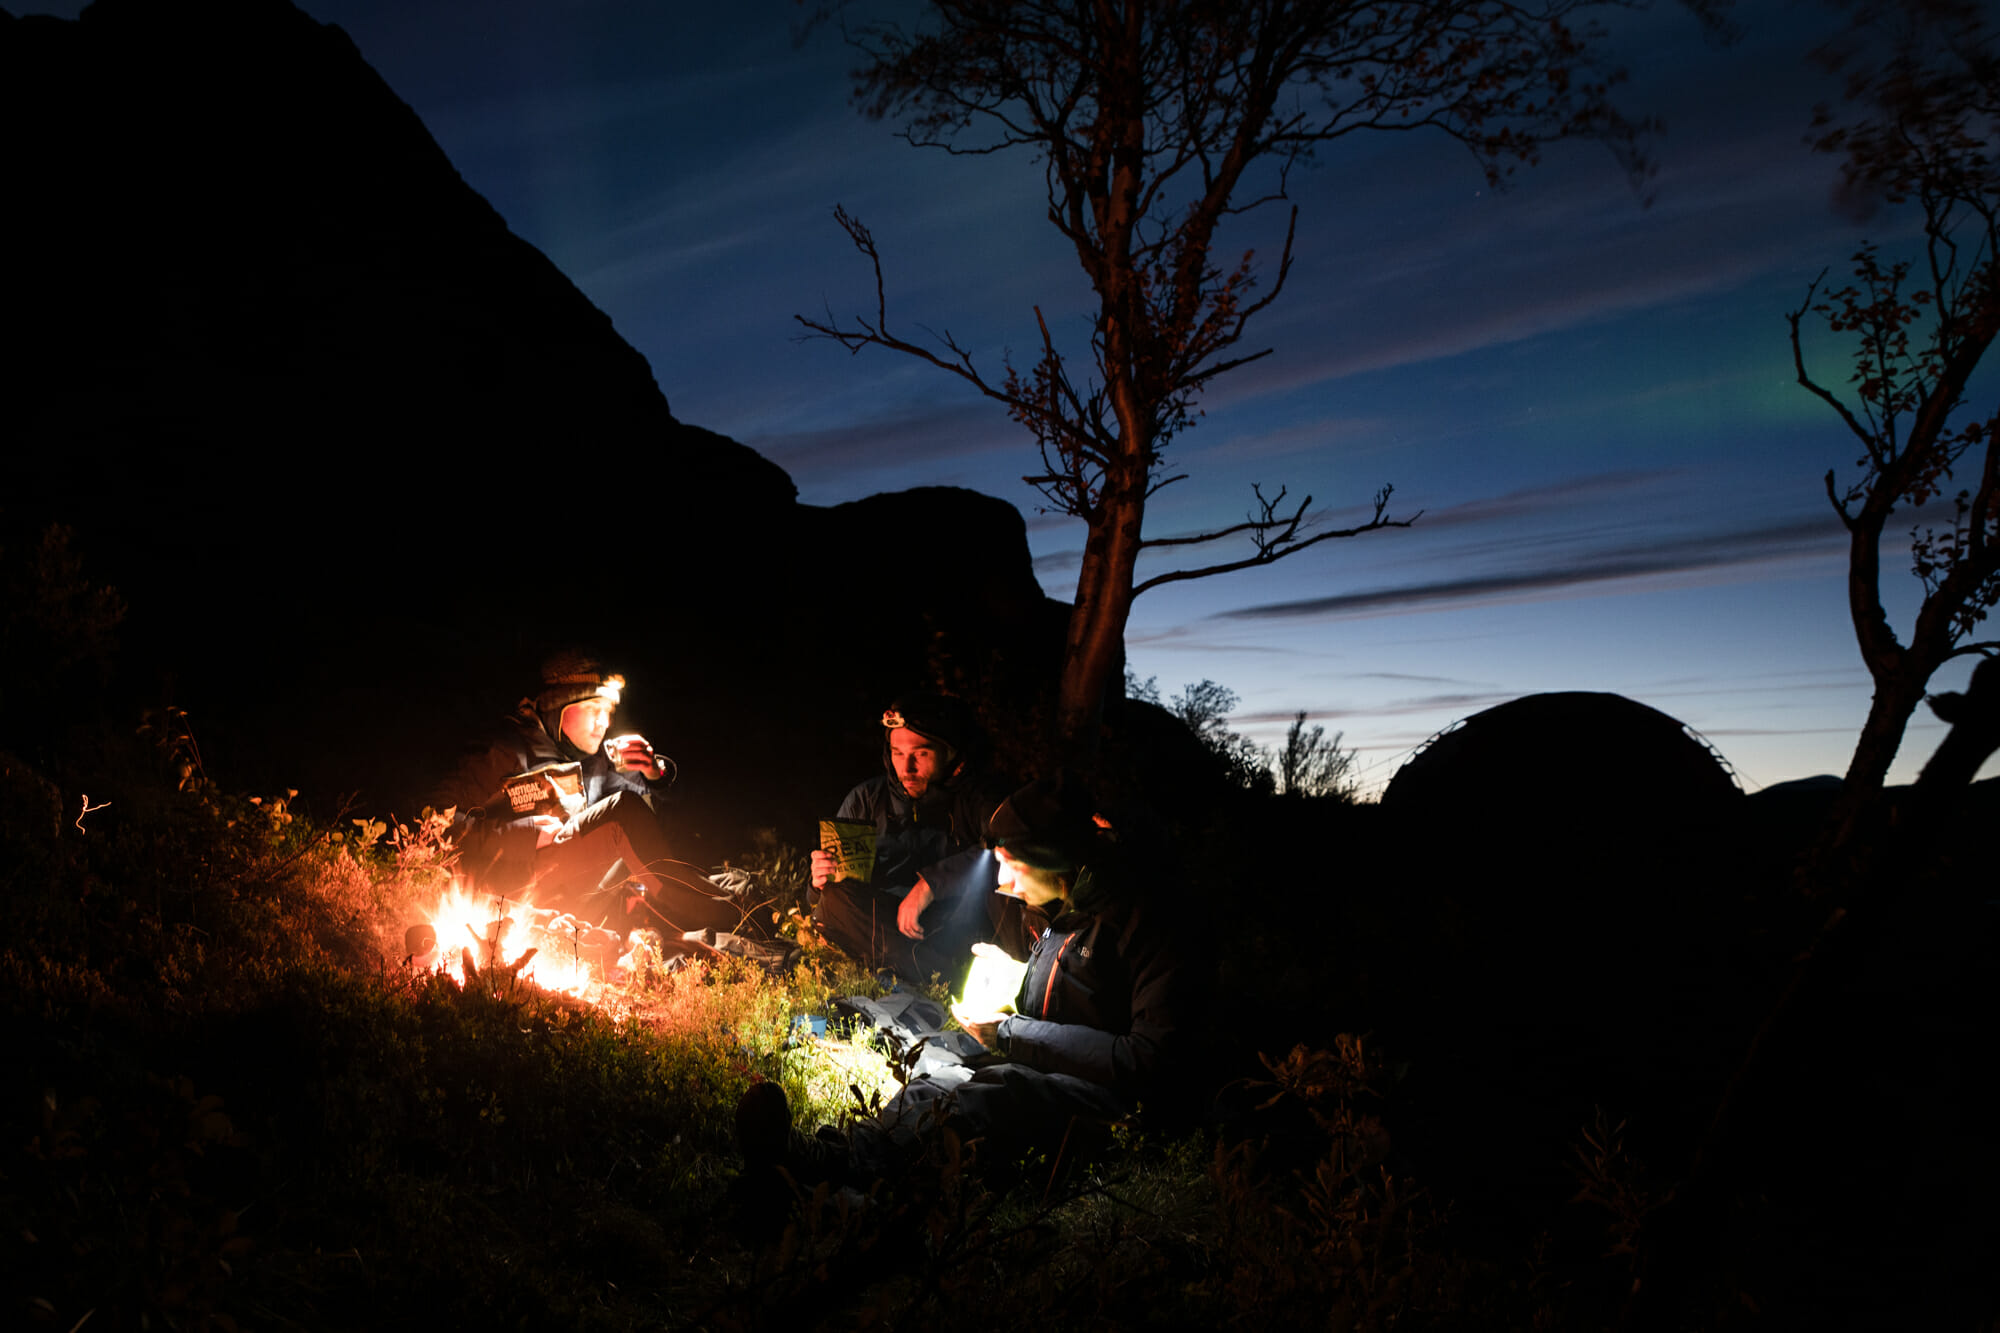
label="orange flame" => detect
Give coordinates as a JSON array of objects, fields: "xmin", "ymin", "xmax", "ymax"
[{"xmin": 418, "ymin": 881, "xmax": 616, "ymax": 1003}]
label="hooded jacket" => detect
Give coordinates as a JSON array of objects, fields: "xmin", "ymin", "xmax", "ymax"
[
  {"xmin": 995, "ymin": 892, "xmax": 1186, "ymax": 1103},
  {"xmin": 431, "ymin": 705, "xmax": 672, "ymax": 888},
  {"xmin": 831, "ymin": 763, "xmax": 1005, "ymax": 896}
]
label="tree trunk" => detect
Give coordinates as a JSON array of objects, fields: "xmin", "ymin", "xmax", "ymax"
[
  {"xmin": 1914, "ymin": 656, "xmax": 2000, "ymax": 793},
  {"xmin": 1842, "ymin": 672, "xmax": 1928, "ymax": 793},
  {"xmin": 1810, "ymin": 669, "xmax": 1931, "ymax": 891},
  {"xmin": 1836, "ymin": 486, "xmax": 1924, "ymax": 797},
  {"xmin": 1055, "ymin": 473, "xmax": 1146, "ymax": 766}
]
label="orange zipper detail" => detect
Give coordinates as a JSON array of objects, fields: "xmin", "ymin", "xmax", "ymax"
[{"xmin": 1040, "ymin": 933, "xmax": 1075, "ymax": 1017}]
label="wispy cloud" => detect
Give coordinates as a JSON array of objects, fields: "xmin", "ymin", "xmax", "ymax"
[
  {"xmin": 423, "ymin": 76, "xmax": 721, "ymax": 154},
  {"xmin": 1644, "ymin": 679, "xmax": 1862, "ymax": 701},
  {"xmin": 1411, "ymin": 470, "xmax": 1683, "ymax": 532},
  {"xmin": 1023, "ymin": 512, "xmax": 1085, "ymax": 534},
  {"xmin": 1193, "ymin": 692, "xmax": 1523, "ymax": 731},
  {"xmin": 1184, "ymin": 111, "xmax": 1857, "ymax": 404},
  {"xmin": 1269, "ymin": 690, "xmax": 1521, "ymax": 721},
  {"xmin": 1123, "ymin": 631, "xmax": 1311, "ymax": 657},
  {"xmin": 1350, "ymin": 671, "xmax": 1483, "ymax": 685},
  {"xmin": 1218, "ymin": 514, "xmax": 1845, "ymax": 622},
  {"xmin": 1203, "ymin": 414, "xmax": 1399, "ymax": 464},
  {"xmin": 1241, "ymin": 234, "xmax": 1828, "ymax": 394},
  {"xmin": 1701, "ymin": 725, "xmax": 1881, "ymax": 738},
  {"xmin": 745, "ymin": 403, "xmax": 1020, "ymax": 482},
  {"xmin": 579, "ymin": 227, "xmax": 781, "ymax": 288}
]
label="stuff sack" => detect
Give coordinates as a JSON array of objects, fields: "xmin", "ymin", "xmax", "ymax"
[{"xmin": 833, "ymin": 991, "xmax": 985, "ymax": 1082}]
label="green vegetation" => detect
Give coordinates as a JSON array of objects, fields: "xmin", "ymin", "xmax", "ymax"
[
  {"xmin": 17, "ymin": 627, "xmax": 1962, "ymax": 1331},
  {"xmin": 1, "ymin": 735, "xmax": 1684, "ymax": 1332},
  {"xmin": 1128, "ymin": 674, "xmax": 1363, "ymax": 799}
]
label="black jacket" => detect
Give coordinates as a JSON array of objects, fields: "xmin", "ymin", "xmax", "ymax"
[
  {"xmin": 996, "ymin": 895, "xmax": 1186, "ymax": 1102},
  {"xmin": 832, "ymin": 770, "xmax": 1005, "ymax": 896},
  {"xmin": 431, "ymin": 708, "xmax": 669, "ymax": 887}
]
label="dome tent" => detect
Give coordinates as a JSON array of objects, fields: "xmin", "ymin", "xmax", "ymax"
[{"xmin": 1382, "ymin": 691, "xmax": 1741, "ymax": 831}]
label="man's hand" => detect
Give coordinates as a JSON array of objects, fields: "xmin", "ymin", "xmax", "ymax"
[
  {"xmin": 809, "ymin": 848, "xmax": 841, "ymax": 890},
  {"xmin": 607, "ymin": 733, "xmax": 669, "ymax": 781},
  {"xmin": 897, "ymin": 876, "xmax": 934, "ymax": 939},
  {"xmin": 531, "ymin": 814, "xmax": 566, "ymax": 849}
]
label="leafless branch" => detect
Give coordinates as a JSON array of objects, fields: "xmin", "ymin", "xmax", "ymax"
[
  {"xmin": 1131, "ymin": 485, "xmax": 1420, "ymax": 597},
  {"xmin": 1790, "ymin": 272, "xmax": 1882, "ymax": 471},
  {"xmin": 794, "ymin": 205, "xmax": 1021, "ymax": 411},
  {"xmin": 1138, "ymin": 484, "xmax": 1307, "ymax": 550}
]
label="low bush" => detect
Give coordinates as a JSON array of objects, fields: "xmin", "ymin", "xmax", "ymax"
[{"xmin": 2, "ymin": 747, "xmax": 1743, "ymax": 1331}]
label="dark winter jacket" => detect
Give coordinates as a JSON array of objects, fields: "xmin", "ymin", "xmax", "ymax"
[
  {"xmin": 832, "ymin": 770, "xmax": 1005, "ymax": 896},
  {"xmin": 995, "ymin": 895, "xmax": 1186, "ymax": 1103},
  {"xmin": 431, "ymin": 707, "xmax": 672, "ymax": 888}
]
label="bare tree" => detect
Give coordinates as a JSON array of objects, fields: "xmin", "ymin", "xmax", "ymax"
[
  {"xmin": 1789, "ymin": 0, "xmax": 2000, "ymax": 797},
  {"xmin": 800, "ymin": 0, "xmax": 1699, "ymax": 759},
  {"xmin": 1278, "ymin": 710, "xmax": 1362, "ymax": 800}
]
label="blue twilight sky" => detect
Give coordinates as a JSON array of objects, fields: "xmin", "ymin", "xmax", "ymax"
[{"xmin": 27, "ymin": 0, "xmax": 1997, "ymax": 793}]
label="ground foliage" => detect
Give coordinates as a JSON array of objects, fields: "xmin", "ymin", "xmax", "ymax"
[{"xmin": 3, "ymin": 710, "xmax": 1993, "ymax": 1329}]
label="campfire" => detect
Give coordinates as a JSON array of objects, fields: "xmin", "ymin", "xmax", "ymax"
[
  {"xmin": 399, "ymin": 878, "xmax": 905, "ymax": 1126},
  {"xmin": 405, "ymin": 881, "xmax": 648, "ymax": 1004}
]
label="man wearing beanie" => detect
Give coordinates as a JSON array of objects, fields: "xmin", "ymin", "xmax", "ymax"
[
  {"xmin": 809, "ymin": 692, "xmax": 1012, "ymax": 986},
  {"xmin": 431, "ymin": 650, "xmax": 742, "ymax": 938},
  {"xmin": 740, "ymin": 774, "xmax": 1192, "ymax": 1193}
]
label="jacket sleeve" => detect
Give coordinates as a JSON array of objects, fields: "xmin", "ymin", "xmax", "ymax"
[
  {"xmin": 997, "ymin": 910, "xmax": 1185, "ymax": 1100},
  {"xmin": 588, "ymin": 751, "xmax": 662, "ymax": 808},
  {"xmin": 950, "ymin": 775, "xmax": 1009, "ymax": 848},
  {"xmin": 833, "ymin": 781, "xmax": 878, "ymax": 823},
  {"xmin": 917, "ymin": 775, "xmax": 1007, "ymax": 899},
  {"xmin": 919, "ymin": 843, "xmax": 999, "ymax": 907},
  {"xmin": 599, "ymin": 753, "xmax": 676, "ymax": 802},
  {"xmin": 431, "ymin": 733, "xmax": 540, "ymax": 870},
  {"xmin": 432, "ymin": 734, "xmax": 519, "ymax": 820}
]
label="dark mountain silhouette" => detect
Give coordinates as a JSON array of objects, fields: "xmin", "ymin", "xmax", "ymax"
[{"xmin": 0, "ymin": 0, "xmax": 1066, "ymax": 843}]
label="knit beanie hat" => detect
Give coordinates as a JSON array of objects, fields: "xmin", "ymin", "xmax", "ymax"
[
  {"xmin": 879, "ymin": 692, "xmax": 984, "ymax": 794},
  {"xmin": 529, "ymin": 650, "xmax": 624, "ymax": 740},
  {"xmin": 986, "ymin": 775, "xmax": 1101, "ymax": 874},
  {"xmin": 880, "ymin": 691, "xmax": 977, "ymax": 753}
]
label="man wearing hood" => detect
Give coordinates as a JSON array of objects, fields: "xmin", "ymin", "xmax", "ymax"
[
  {"xmin": 431, "ymin": 650, "xmax": 741, "ymax": 937},
  {"xmin": 810, "ymin": 692, "xmax": 1011, "ymax": 985}
]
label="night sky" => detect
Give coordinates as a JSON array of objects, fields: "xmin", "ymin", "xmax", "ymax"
[{"xmin": 27, "ymin": 0, "xmax": 1998, "ymax": 793}]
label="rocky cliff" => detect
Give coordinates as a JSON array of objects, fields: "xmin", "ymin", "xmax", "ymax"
[{"xmin": 1, "ymin": 0, "xmax": 1066, "ymax": 842}]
